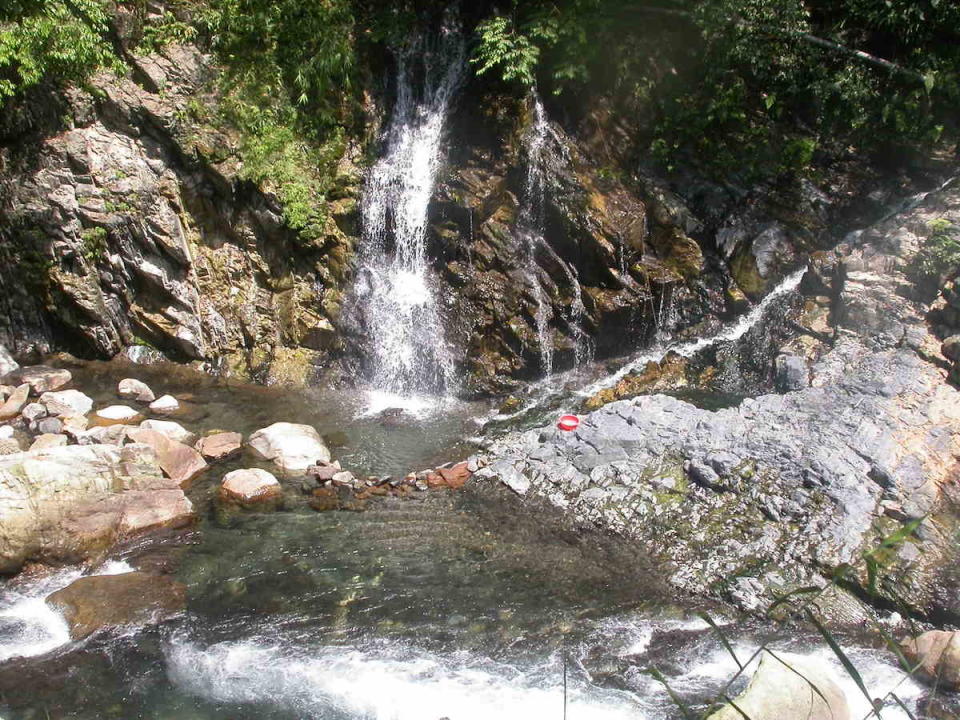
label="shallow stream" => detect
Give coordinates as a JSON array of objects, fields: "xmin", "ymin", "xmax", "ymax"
[{"xmin": 0, "ymin": 350, "xmax": 933, "ymax": 719}]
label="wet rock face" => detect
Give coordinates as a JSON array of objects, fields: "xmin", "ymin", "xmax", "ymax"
[
  {"xmin": 420, "ymin": 93, "xmax": 718, "ymax": 395},
  {"xmin": 901, "ymin": 630, "xmax": 960, "ymax": 690},
  {"xmin": 474, "ymin": 183, "xmax": 960, "ymax": 619},
  {"xmin": 0, "ymin": 42, "xmax": 358, "ymax": 385}
]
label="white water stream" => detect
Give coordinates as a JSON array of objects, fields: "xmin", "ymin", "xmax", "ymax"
[
  {"xmin": 0, "ymin": 560, "xmax": 133, "ymax": 662},
  {"xmin": 516, "ymin": 93, "xmax": 591, "ymax": 378},
  {"xmin": 580, "ymin": 267, "xmax": 806, "ymax": 397},
  {"xmin": 165, "ymin": 615, "xmax": 923, "ymax": 720},
  {"xmin": 352, "ymin": 22, "xmax": 465, "ymax": 410}
]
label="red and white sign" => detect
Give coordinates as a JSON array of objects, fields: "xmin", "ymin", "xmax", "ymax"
[{"xmin": 557, "ymin": 414, "xmax": 580, "ymax": 432}]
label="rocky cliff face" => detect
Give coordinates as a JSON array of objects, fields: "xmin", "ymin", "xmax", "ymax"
[
  {"xmin": 473, "ymin": 180, "xmax": 960, "ymax": 622},
  {"xmin": 0, "ymin": 41, "xmax": 360, "ymax": 385},
  {"xmin": 0, "ymin": 19, "xmax": 911, "ymax": 398}
]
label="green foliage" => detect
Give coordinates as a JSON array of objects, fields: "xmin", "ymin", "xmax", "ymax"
[
  {"xmin": 80, "ymin": 226, "xmax": 108, "ymax": 263},
  {"xmin": 137, "ymin": 10, "xmax": 198, "ymax": 53},
  {"xmin": 0, "ymin": 0, "xmax": 121, "ymax": 102},
  {"xmin": 471, "ymin": 0, "xmax": 959, "ymax": 177},
  {"xmin": 472, "ymin": 15, "xmax": 540, "ymax": 88},
  {"xmin": 912, "ymin": 217, "xmax": 960, "ymax": 284},
  {"xmin": 200, "ymin": 0, "xmax": 356, "ymax": 130}
]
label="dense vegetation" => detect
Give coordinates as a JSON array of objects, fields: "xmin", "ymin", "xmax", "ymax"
[
  {"xmin": 2, "ymin": 0, "xmax": 957, "ymax": 191},
  {"xmin": 473, "ymin": 0, "xmax": 960, "ymax": 175}
]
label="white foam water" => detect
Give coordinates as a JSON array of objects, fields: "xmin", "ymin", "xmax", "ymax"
[
  {"xmin": 581, "ymin": 267, "xmax": 805, "ymax": 397},
  {"xmin": 167, "ymin": 638, "xmax": 644, "ymax": 720},
  {"xmin": 0, "ymin": 560, "xmax": 134, "ymax": 662},
  {"xmin": 353, "ymin": 20, "xmax": 465, "ymax": 407},
  {"xmin": 661, "ymin": 641, "xmax": 923, "ymax": 720}
]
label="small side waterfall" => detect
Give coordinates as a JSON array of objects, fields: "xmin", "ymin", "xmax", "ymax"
[
  {"xmin": 516, "ymin": 93, "xmax": 589, "ymax": 376},
  {"xmin": 517, "ymin": 93, "xmax": 554, "ymax": 376},
  {"xmin": 352, "ymin": 23, "xmax": 465, "ymax": 408}
]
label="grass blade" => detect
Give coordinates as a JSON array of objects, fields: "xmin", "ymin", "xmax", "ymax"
[
  {"xmin": 698, "ymin": 612, "xmax": 743, "ymax": 671},
  {"xmin": 647, "ymin": 665, "xmax": 696, "ymax": 720},
  {"xmin": 806, "ymin": 610, "xmax": 880, "ymax": 717}
]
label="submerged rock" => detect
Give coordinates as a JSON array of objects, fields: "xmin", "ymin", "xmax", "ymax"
[
  {"xmin": 46, "ymin": 572, "xmax": 186, "ymax": 639},
  {"xmin": 901, "ymin": 630, "xmax": 960, "ymax": 690},
  {"xmin": 139, "ymin": 419, "xmax": 197, "ymax": 446},
  {"xmin": 708, "ymin": 651, "xmax": 849, "ymax": 720},
  {"xmin": 248, "ymin": 422, "xmax": 331, "ymax": 477},
  {"xmin": 195, "ymin": 432, "xmax": 242, "ymax": 461},
  {"xmin": 117, "ymin": 378, "xmax": 156, "ymax": 403}
]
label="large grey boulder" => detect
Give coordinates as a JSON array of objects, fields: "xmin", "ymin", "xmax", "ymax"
[
  {"xmin": 0, "ymin": 444, "xmax": 193, "ymax": 573},
  {"xmin": 248, "ymin": 422, "xmax": 330, "ymax": 476},
  {"xmin": 708, "ymin": 651, "xmax": 849, "ymax": 720}
]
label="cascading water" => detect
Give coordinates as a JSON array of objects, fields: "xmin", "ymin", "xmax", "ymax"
[
  {"xmin": 516, "ymin": 93, "xmax": 590, "ymax": 376},
  {"xmin": 351, "ymin": 22, "xmax": 465, "ymax": 410},
  {"xmin": 517, "ymin": 93, "xmax": 555, "ymax": 376}
]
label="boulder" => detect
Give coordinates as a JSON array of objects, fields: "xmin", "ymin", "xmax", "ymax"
[
  {"xmin": 117, "ymin": 378, "xmax": 156, "ymax": 403},
  {"xmin": 3, "ymin": 366, "xmax": 71, "ymax": 395},
  {"xmin": 901, "ymin": 630, "xmax": 960, "ymax": 690},
  {"xmin": 220, "ymin": 468, "xmax": 282, "ymax": 504},
  {"xmin": 0, "ymin": 345, "xmax": 18, "ymax": 378},
  {"xmin": 46, "ymin": 572, "xmax": 186, "ymax": 639},
  {"xmin": 92, "ymin": 405, "xmax": 144, "ymax": 426},
  {"xmin": 139, "ymin": 419, "xmax": 197, "ymax": 446},
  {"xmin": 942, "ymin": 335, "xmax": 960, "ymax": 362},
  {"xmin": 195, "ymin": 432, "xmax": 242, "ymax": 461},
  {"xmin": 437, "ymin": 462, "xmax": 472, "ymax": 489},
  {"xmin": 148, "ymin": 394, "xmax": 179, "ymax": 415},
  {"xmin": 708, "ymin": 651, "xmax": 849, "ymax": 720},
  {"xmin": 248, "ymin": 422, "xmax": 331, "ymax": 476},
  {"xmin": 0, "ymin": 436, "xmax": 24, "ymax": 455},
  {"xmin": 0, "ymin": 384, "xmax": 29, "ymax": 421},
  {"xmin": 40, "ymin": 389, "xmax": 94, "ymax": 418},
  {"xmin": 29, "ymin": 434, "xmax": 68, "ymax": 451},
  {"xmin": 126, "ymin": 427, "xmax": 207, "ymax": 488},
  {"xmin": 0, "ymin": 444, "xmax": 191, "ymax": 573}
]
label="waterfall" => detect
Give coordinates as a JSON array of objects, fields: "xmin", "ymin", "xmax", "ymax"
[
  {"xmin": 517, "ymin": 93, "xmax": 554, "ymax": 376},
  {"xmin": 517, "ymin": 93, "xmax": 589, "ymax": 376},
  {"xmin": 351, "ymin": 22, "xmax": 465, "ymax": 407}
]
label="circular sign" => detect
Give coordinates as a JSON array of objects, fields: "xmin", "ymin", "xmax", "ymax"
[{"xmin": 557, "ymin": 414, "xmax": 580, "ymax": 432}]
